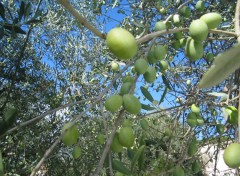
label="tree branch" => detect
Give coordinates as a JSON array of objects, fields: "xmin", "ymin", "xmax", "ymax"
[
  {"xmin": 58, "ymin": 0, "xmax": 106, "ymax": 39},
  {"xmin": 235, "ymin": 0, "xmax": 240, "ymax": 143},
  {"xmin": 136, "ymin": 28, "xmax": 237, "ymax": 44},
  {"xmin": 235, "ymin": 0, "xmax": 240, "ymax": 42}
]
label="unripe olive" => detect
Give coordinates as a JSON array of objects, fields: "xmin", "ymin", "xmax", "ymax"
[
  {"xmin": 191, "ymin": 104, "xmax": 200, "ymax": 114},
  {"xmin": 144, "ymin": 66, "xmax": 156, "ymax": 83},
  {"xmin": 154, "ymin": 21, "xmax": 167, "ymax": 31},
  {"xmin": 111, "ymin": 132, "xmax": 123, "ymax": 152},
  {"xmin": 105, "ymin": 95, "xmax": 123, "ymax": 112},
  {"xmin": 134, "ymin": 58, "xmax": 148, "ymax": 74},
  {"xmin": 196, "ymin": 1, "xmax": 205, "ymax": 12},
  {"xmin": 189, "ymin": 19, "xmax": 208, "ymax": 41},
  {"xmin": 122, "ymin": 76, "xmax": 134, "ymax": 83},
  {"xmin": 224, "ymin": 143, "xmax": 240, "ymax": 168},
  {"xmin": 185, "ymin": 38, "xmax": 204, "ymax": 61},
  {"xmin": 111, "ymin": 61, "xmax": 120, "ymax": 72},
  {"xmin": 106, "ymin": 28, "xmax": 138, "ymax": 60},
  {"xmin": 200, "ymin": 12, "xmax": 222, "ymax": 29},
  {"xmin": 118, "ymin": 127, "xmax": 135, "ymax": 148},
  {"xmin": 154, "ymin": 45, "xmax": 167, "ymax": 60},
  {"xmin": 72, "ymin": 146, "xmax": 81, "ymax": 159},
  {"xmin": 179, "ymin": 6, "xmax": 191, "ymax": 18},
  {"xmin": 123, "ymin": 94, "xmax": 141, "ymax": 114},
  {"xmin": 62, "ymin": 123, "xmax": 79, "ymax": 146},
  {"xmin": 120, "ymin": 82, "xmax": 133, "ymax": 95},
  {"xmin": 147, "ymin": 47, "xmax": 158, "ymax": 64},
  {"xmin": 173, "ymin": 14, "xmax": 181, "ymax": 27}
]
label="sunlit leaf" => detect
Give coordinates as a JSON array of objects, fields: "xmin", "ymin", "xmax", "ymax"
[
  {"xmin": 208, "ymin": 92, "xmax": 228, "ymax": 102},
  {"xmin": 199, "ymin": 44, "xmax": 240, "ymax": 88}
]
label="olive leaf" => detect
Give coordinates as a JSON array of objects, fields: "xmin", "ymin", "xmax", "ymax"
[
  {"xmin": 199, "ymin": 44, "xmax": 240, "ymax": 88},
  {"xmin": 140, "ymin": 86, "xmax": 153, "ymax": 102},
  {"xmin": 208, "ymin": 92, "xmax": 228, "ymax": 102},
  {"xmin": 19, "ymin": 1, "xmax": 25, "ymax": 21},
  {"xmin": 141, "ymin": 103, "xmax": 155, "ymax": 111},
  {"xmin": 0, "ymin": 150, "xmax": 3, "ymax": 176},
  {"xmin": 112, "ymin": 160, "xmax": 132, "ymax": 175},
  {"xmin": 159, "ymin": 86, "xmax": 167, "ymax": 105},
  {"xmin": 0, "ymin": 2, "xmax": 5, "ymax": 20}
]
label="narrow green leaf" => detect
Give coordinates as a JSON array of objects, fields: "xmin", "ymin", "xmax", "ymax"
[
  {"xmin": 19, "ymin": 1, "xmax": 25, "ymax": 21},
  {"xmin": 0, "ymin": 27, "xmax": 4, "ymax": 40},
  {"xmin": 131, "ymin": 145, "xmax": 145, "ymax": 171},
  {"xmin": 3, "ymin": 25, "xmax": 26, "ymax": 34},
  {"xmin": 24, "ymin": 3, "xmax": 31, "ymax": 19},
  {"xmin": 199, "ymin": 44, "xmax": 240, "ymax": 88},
  {"xmin": 0, "ymin": 150, "xmax": 3, "ymax": 176},
  {"xmin": 162, "ymin": 75, "xmax": 172, "ymax": 90},
  {"xmin": 112, "ymin": 160, "xmax": 132, "ymax": 175},
  {"xmin": 0, "ymin": 2, "xmax": 5, "ymax": 20},
  {"xmin": 141, "ymin": 103, "xmax": 155, "ymax": 111},
  {"xmin": 25, "ymin": 19, "xmax": 42, "ymax": 25},
  {"xmin": 33, "ymin": 10, "xmax": 43, "ymax": 19},
  {"xmin": 159, "ymin": 87, "xmax": 167, "ymax": 105},
  {"xmin": 140, "ymin": 86, "xmax": 154, "ymax": 102},
  {"xmin": 138, "ymin": 147, "xmax": 145, "ymax": 171},
  {"xmin": 127, "ymin": 149, "xmax": 135, "ymax": 160}
]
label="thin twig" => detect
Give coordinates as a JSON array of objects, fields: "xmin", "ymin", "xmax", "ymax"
[{"xmin": 59, "ymin": 0, "xmax": 106, "ymax": 39}]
